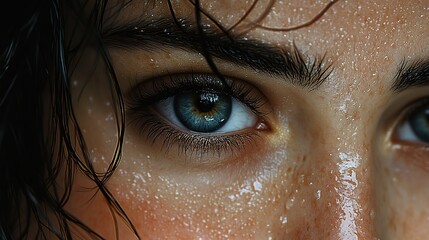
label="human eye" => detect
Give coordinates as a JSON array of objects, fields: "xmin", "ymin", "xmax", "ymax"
[
  {"xmin": 387, "ymin": 96, "xmax": 429, "ymax": 173},
  {"xmin": 395, "ymin": 98, "xmax": 429, "ymax": 144},
  {"xmin": 127, "ymin": 73, "xmax": 272, "ymax": 165}
]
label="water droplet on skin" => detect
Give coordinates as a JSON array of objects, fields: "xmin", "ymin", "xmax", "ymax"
[
  {"xmin": 280, "ymin": 216, "xmax": 288, "ymax": 224},
  {"xmin": 286, "ymin": 196, "xmax": 295, "ymax": 210},
  {"xmin": 104, "ymin": 113, "xmax": 114, "ymax": 121},
  {"xmin": 253, "ymin": 180, "xmax": 262, "ymax": 192},
  {"xmin": 149, "ymin": 58, "xmax": 159, "ymax": 68},
  {"xmin": 370, "ymin": 209, "xmax": 375, "ymax": 220}
]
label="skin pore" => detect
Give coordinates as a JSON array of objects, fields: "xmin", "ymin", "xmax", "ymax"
[{"xmin": 64, "ymin": 0, "xmax": 428, "ymax": 239}]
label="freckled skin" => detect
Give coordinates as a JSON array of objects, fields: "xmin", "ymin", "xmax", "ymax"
[{"xmin": 64, "ymin": 0, "xmax": 429, "ymax": 239}]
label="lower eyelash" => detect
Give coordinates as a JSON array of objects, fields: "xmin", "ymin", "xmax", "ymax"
[{"xmin": 128, "ymin": 111, "xmax": 261, "ymax": 163}]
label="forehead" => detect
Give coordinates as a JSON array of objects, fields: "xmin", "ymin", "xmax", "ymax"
[
  {"xmin": 107, "ymin": 0, "xmax": 428, "ymax": 40},
  {"xmin": 106, "ymin": 1, "xmax": 428, "ymax": 55},
  {"xmin": 103, "ymin": 0, "xmax": 429, "ymax": 90}
]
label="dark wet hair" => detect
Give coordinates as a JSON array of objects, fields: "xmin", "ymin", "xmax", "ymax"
[
  {"xmin": 0, "ymin": 0, "xmax": 128, "ymax": 238},
  {"xmin": 0, "ymin": 0, "xmax": 336, "ymax": 239}
]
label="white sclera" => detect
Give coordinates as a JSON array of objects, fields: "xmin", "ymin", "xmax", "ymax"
[{"xmin": 396, "ymin": 120, "xmax": 420, "ymax": 142}]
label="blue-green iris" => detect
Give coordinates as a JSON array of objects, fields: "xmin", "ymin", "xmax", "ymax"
[
  {"xmin": 174, "ymin": 91, "xmax": 232, "ymax": 132},
  {"xmin": 409, "ymin": 106, "xmax": 429, "ymax": 142}
]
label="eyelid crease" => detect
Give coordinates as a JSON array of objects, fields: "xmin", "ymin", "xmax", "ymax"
[{"xmin": 127, "ymin": 73, "xmax": 270, "ymax": 117}]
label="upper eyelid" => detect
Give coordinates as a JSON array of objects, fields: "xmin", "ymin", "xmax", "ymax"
[{"xmin": 126, "ymin": 73, "xmax": 270, "ymax": 116}]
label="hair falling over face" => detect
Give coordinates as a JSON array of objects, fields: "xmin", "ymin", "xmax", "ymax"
[
  {"xmin": 2, "ymin": 0, "xmax": 429, "ymax": 239},
  {"xmin": 1, "ymin": 0, "xmax": 296, "ymax": 238}
]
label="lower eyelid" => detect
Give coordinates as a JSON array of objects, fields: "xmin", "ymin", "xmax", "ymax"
[
  {"xmin": 132, "ymin": 112, "xmax": 264, "ymax": 164},
  {"xmin": 391, "ymin": 144, "xmax": 429, "ymax": 174}
]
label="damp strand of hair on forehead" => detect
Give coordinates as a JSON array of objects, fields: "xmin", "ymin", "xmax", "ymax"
[
  {"xmin": 180, "ymin": 0, "xmax": 233, "ymax": 40},
  {"xmin": 225, "ymin": 0, "xmax": 259, "ymax": 33},
  {"xmin": 166, "ymin": 0, "xmax": 280, "ymax": 91},
  {"xmin": 166, "ymin": 0, "xmax": 229, "ymax": 92},
  {"xmin": 172, "ymin": 0, "xmax": 232, "ymax": 92},
  {"xmin": 251, "ymin": 0, "xmax": 340, "ymax": 32},
  {"xmin": 232, "ymin": 0, "xmax": 276, "ymax": 37}
]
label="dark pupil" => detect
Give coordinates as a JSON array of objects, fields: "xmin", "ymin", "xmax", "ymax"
[
  {"xmin": 409, "ymin": 107, "xmax": 429, "ymax": 142},
  {"xmin": 174, "ymin": 91, "xmax": 232, "ymax": 133},
  {"xmin": 194, "ymin": 93, "xmax": 218, "ymax": 113}
]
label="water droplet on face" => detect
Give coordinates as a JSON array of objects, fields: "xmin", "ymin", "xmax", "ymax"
[
  {"xmin": 149, "ymin": 58, "xmax": 159, "ymax": 68},
  {"xmin": 253, "ymin": 180, "xmax": 262, "ymax": 192},
  {"xmin": 286, "ymin": 196, "xmax": 295, "ymax": 210},
  {"xmin": 280, "ymin": 216, "xmax": 288, "ymax": 224}
]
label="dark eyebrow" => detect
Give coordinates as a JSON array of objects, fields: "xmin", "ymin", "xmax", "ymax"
[
  {"xmin": 392, "ymin": 58, "xmax": 429, "ymax": 92},
  {"xmin": 102, "ymin": 18, "xmax": 332, "ymax": 90}
]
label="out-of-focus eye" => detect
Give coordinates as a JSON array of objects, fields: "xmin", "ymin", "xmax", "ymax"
[
  {"xmin": 396, "ymin": 101, "xmax": 429, "ymax": 144},
  {"xmin": 155, "ymin": 90, "xmax": 257, "ymax": 133}
]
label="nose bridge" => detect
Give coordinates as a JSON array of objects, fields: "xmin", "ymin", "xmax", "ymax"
[
  {"xmin": 334, "ymin": 149, "xmax": 373, "ymax": 239},
  {"xmin": 313, "ymin": 111, "xmax": 376, "ymax": 239},
  {"xmin": 274, "ymin": 115, "xmax": 376, "ymax": 239}
]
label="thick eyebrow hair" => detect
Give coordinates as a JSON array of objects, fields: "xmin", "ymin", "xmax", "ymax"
[
  {"xmin": 102, "ymin": 18, "xmax": 332, "ymax": 90},
  {"xmin": 392, "ymin": 58, "xmax": 429, "ymax": 92}
]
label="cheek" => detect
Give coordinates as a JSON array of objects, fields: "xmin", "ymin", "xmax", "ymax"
[
  {"xmin": 107, "ymin": 143, "xmax": 346, "ymax": 239},
  {"xmin": 110, "ymin": 149, "xmax": 293, "ymax": 239},
  {"xmin": 66, "ymin": 92, "xmax": 354, "ymax": 239},
  {"xmin": 374, "ymin": 154, "xmax": 429, "ymax": 239}
]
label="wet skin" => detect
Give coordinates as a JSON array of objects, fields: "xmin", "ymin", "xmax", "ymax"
[{"xmin": 65, "ymin": 0, "xmax": 429, "ymax": 239}]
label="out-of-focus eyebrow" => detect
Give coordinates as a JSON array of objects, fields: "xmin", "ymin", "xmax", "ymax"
[
  {"xmin": 102, "ymin": 18, "xmax": 332, "ymax": 90},
  {"xmin": 392, "ymin": 58, "xmax": 429, "ymax": 92}
]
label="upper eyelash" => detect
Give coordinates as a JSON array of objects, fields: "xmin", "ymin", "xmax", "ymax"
[{"xmin": 127, "ymin": 73, "xmax": 269, "ymax": 116}]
